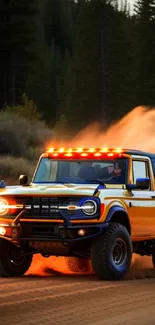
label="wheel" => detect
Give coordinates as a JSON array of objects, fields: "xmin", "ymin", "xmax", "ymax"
[
  {"xmin": 91, "ymin": 223, "xmax": 132, "ymax": 281},
  {"xmin": 152, "ymin": 246, "xmax": 155, "ymax": 268},
  {"xmin": 65, "ymin": 257, "xmax": 91, "ymax": 273},
  {"xmin": 0, "ymin": 240, "xmax": 33, "ymax": 277}
]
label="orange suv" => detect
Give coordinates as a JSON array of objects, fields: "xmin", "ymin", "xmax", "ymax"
[{"xmin": 0, "ymin": 147, "xmax": 155, "ymax": 280}]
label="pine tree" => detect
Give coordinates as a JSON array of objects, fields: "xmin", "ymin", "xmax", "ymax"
[
  {"xmin": 37, "ymin": 0, "xmax": 74, "ymax": 123},
  {"xmin": 134, "ymin": 0, "xmax": 155, "ymax": 105},
  {"xmin": 0, "ymin": 0, "xmax": 38, "ymax": 108},
  {"xmin": 67, "ymin": 0, "xmax": 102, "ymax": 132},
  {"xmin": 43, "ymin": 0, "xmax": 73, "ymax": 56},
  {"xmin": 0, "ymin": 2, "xmax": 7, "ymax": 108},
  {"xmin": 25, "ymin": 0, "xmax": 54, "ymax": 122},
  {"xmin": 96, "ymin": 1, "xmax": 137, "ymax": 123}
]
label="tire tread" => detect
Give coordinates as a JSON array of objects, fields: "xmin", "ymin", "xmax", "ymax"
[{"xmin": 91, "ymin": 222, "xmax": 132, "ymax": 280}]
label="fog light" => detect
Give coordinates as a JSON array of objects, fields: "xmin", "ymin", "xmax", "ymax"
[
  {"xmin": 0, "ymin": 226, "xmax": 6, "ymax": 236},
  {"xmin": 12, "ymin": 228, "xmax": 18, "ymax": 237},
  {"xmin": 78, "ymin": 229, "xmax": 86, "ymax": 236}
]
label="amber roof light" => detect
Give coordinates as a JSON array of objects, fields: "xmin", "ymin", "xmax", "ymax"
[{"xmin": 46, "ymin": 147, "xmax": 124, "ymax": 159}]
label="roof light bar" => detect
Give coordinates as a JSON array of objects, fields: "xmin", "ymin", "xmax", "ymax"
[
  {"xmin": 47, "ymin": 147, "xmax": 123, "ymax": 153},
  {"xmin": 46, "ymin": 147, "xmax": 124, "ymax": 159}
]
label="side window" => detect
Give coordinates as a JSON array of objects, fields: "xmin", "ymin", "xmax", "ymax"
[
  {"xmin": 151, "ymin": 159, "xmax": 155, "ymax": 177},
  {"xmin": 133, "ymin": 160, "xmax": 148, "ymax": 184}
]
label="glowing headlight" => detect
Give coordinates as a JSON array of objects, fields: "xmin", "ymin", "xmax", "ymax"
[
  {"xmin": 0, "ymin": 226, "xmax": 6, "ymax": 236},
  {"xmin": 0, "ymin": 199, "xmax": 9, "ymax": 216},
  {"xmin": 82, "ymin": 200, "xmax": 97, "ymax": 216}
]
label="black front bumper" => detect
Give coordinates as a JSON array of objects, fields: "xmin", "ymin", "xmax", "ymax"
[{"xmin": 18, "ymin": 222, "xmax": 109, "ymax": 243}]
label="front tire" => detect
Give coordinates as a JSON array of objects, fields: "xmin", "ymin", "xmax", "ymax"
[
  {"xmin": 91, "ymin": 223, "xmax": 132, "ymax": 280},
  {"xmin": 0, "ymin": 240, "xmax": 33, "ymax": 277},
  {"xmin": 152, "ymin": 246, "xmax": 155, "ymax": 268}
]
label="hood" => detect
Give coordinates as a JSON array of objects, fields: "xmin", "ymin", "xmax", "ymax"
[{"xmin": 0, "ymin": 183, "xmax": 100, "ymax": 197}]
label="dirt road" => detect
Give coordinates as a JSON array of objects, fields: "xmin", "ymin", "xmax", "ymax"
[{"xmin": 0, "ymin": 255, "xmax": 155, "ymax": 325}]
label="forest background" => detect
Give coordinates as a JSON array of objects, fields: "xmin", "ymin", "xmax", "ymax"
[{"xmin": 0, "ymin": 0, "xmax": 154, "ymax": 183}]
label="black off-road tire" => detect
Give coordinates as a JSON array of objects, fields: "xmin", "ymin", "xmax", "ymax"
[
  {"xmin": 0, "ymin": 240, "xmax": 33, "ymax": 277},
  {"xmin": 65, "ymin": 257, "xmax": 91, "ymax": 273},
  {"xmin": 91, "ymin": 223, "xmax": 132, "ymax": 281},
  {"xmin": 152, "ymin": 246, "xmax": 155, "ymax": 268}
]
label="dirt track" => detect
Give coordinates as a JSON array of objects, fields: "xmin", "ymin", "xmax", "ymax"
[{"xmin": 1, "ymin": 255, "xmax": 155, "ymax": 325}]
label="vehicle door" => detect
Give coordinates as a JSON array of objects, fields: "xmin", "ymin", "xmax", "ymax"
[{"xmin": 128, "ymin": 156, "xmax": 155, "ymax": 237}]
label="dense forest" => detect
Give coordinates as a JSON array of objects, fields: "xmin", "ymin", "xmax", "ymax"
[{"xmin": 0, "ymin": 0, "xmax": 155, "ymax": 136}]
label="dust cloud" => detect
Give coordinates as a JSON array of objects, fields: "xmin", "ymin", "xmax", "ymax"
[
  {"xmin": 26, "ymin": 255, "xmax": 73, "ymax": 276},
  {"xmin": 70, "ymin": 105, "xmax": 155, "ymax": 150},
  {"xmin": 125, "ymin": 255, "xmax": 155, "ymax": 280},
  {"xmin": 27, "ymin": 254, "xmax": 155, "ymax": 280},
  {"xmin": 28, "ymin": 105, "xmax": 155, "ymax": 279}
]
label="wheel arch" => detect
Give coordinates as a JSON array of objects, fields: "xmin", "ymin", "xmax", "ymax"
[
  {"xmin": 0, "ymin": 237, "xmax": 19, "ymax": 247},
  {"xmin": 106, "ymin": 206, "xmax": 131, "ymax": 235}
]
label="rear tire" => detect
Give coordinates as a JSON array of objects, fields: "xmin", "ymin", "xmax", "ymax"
[
  {"xmin": 91, "ymin": 223, "xmax": 132, "ymax": 280},
  {"xmin": 0, "ymin": 240, "xmax": 33, "ymax": 277},
  {"xmin": 65, "ymin": 257, "xmax": 91, "ymax": 273}
]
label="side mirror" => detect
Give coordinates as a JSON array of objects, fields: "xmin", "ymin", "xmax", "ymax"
[
  {"xmin": 19, "ymin": 175, "xmax": 28, "ymax": 186},
  {"xmin": 126, "ymin": 177, "xmax": 150, "ymax": 191},
  {"xmin": 0, "ymin": 180, "xmax": 6, "ymax": 188}
]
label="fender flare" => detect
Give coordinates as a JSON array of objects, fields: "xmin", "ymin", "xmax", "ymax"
[{"xmin": 105, "ymin": 206, "xmax": 131, "ymax": 234}]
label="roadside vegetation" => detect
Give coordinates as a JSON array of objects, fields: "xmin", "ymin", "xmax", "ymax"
[{"xmin": 0, "ymin": 95, "xmax": 56, "ymax": 184}]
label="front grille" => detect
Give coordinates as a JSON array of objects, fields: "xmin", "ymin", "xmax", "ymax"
[{"xmin": 15, "ymin": 196, "xmax": 82, "ymax": 220}]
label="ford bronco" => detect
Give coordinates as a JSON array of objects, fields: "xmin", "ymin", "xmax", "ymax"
[{"xmin": 0, "ymin": 147, "xmax": 155, "ymax": 280}]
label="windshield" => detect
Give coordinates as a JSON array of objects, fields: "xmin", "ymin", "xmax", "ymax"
[{"xmin": 33, "ymin": 158, "xmax": 128, "ymax": 184}]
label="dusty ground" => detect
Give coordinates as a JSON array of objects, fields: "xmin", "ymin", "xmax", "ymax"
[{"xmin": 0, "ymin": 255, "xmax": 155, "ymax": 325}]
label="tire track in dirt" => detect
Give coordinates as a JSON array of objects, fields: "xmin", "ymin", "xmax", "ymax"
[
  {"xmin": 0, "ymin": 275, "xmax": 155, "ymax": 325},
  {"xmin": 1, "ymin": 254, "xmax": 155, "ymax": 325}
]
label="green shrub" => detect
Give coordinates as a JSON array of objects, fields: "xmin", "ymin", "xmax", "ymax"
[
  {"xmin": 0, "ymin": 156, "xmax": 35, "ymax": 185},
  {"xmin": 0, "ymin": 95, "xmax": 57, "ymax": 185},
  {"xmin": 4, "ymin": 94, "xmax": 42, "ymax": 121},
  {"xmin": 0, "ymin": 111, "xmax": 55, "ymax": 159}
]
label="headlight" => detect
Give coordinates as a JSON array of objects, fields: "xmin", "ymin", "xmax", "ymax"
[
  {"xmin": 82, "ymin": 200, "xmax": 97, "ymax": 216},
  {"xmin": 0, "ymin": 226, "xmax": 6, "ymax": 235},
  {"xmin": 0, "ymin": 198, "xmax": 9, "ymax": 216}
]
